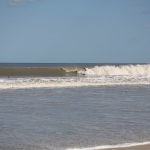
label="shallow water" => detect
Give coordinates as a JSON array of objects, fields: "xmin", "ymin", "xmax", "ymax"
[{"xmin": 0, "ymin": 85, "xmax": 150, "ymax": 150}]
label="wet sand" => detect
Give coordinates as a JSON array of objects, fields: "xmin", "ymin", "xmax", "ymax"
[{"xmin": 101, "ymin": 144, "xmax": 150, "ymax": 150}]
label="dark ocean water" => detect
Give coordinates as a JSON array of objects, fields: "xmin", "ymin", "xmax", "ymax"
[{"xmin": 0, "ymin": 63, "xmax": 150, "ymax": 150}]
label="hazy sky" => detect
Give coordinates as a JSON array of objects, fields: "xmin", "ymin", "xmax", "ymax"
[{"xmin": 0, "ymin": 0, "xmax": 150, "ymax": 63}]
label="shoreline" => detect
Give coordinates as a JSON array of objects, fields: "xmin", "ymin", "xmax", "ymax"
[
  {"xmin": 102, "ymin": 144, "xmax": 150, "ymax": 150},
  {"xmin": 67, "ymin": 142, "xmax": 150, "ymax": 150}
]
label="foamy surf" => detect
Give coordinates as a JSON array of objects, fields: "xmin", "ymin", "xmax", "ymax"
[
  {"xmin": 80, "ymin": 64, "xmax": 150, "ymax": 76},
  {"xmin": 0, "ymin": 64, "xmax": 150, "ymax": 89},
  {"xmin": 66, "ymin": 141, "xmax": 150, "ymax": 150},
  {"xmin": 0, "ymin": 76, "xmax": 150, "ymax": 89},
  {"xmin": 0, "ymin": 64, "xmax": 150, "ymax": 77}
]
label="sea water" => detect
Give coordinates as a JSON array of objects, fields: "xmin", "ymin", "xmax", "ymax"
[{"xmin": 0, "ymin": 64, "xmax": 150, "ymax": 150}]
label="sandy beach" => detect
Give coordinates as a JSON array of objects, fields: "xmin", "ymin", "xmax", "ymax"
[{"xmin": 102, "ymin": 144, "xmax": 150, "ymax": 150}]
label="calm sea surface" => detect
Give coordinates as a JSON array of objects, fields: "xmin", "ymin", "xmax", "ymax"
[{"xmin": 0, "ymin": 86, "xmax": 150, "ymax": 150}]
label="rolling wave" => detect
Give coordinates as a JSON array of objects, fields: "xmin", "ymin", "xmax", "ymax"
[
  {"xmin": 0, "ymin": 64, "xmax": 150, "ymax": 77},
  {"xmin": 0, "ymin": 64, "xmax": 150, "ymax": 89},
  {"xmin": 80, "ymin": 64, "xmax": 150, "ymax": 76},
  {"xmin": 0, "ymin": 67, "xmax": 81, "ymax": 76}
]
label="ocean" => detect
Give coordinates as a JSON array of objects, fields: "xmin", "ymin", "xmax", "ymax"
[{"xmin": 0, "ymin": 63, "xmax": 150, "ymax": 150}]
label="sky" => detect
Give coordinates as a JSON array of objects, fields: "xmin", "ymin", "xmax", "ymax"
[{"xmin": 0, "ymin": 0, "xmax": 150, "ymax": 63}]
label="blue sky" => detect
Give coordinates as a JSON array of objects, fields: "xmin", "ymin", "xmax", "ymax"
[{"xmin": 0, "ymin": 0, "xmax": 150, "ymax": 63}]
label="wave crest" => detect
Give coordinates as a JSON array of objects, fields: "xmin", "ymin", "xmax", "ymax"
[
  {"xmin": 0, "ymin": 65, "xmax": 150, "ymax": 89},
  {"xmin": 79, "ymin": 65, "xmax": 150, "ymax": 76}
]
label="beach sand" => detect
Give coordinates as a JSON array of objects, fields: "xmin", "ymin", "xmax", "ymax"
[{"xmin": 101, "ymin": 144, "xmax": 150, "ymax": 150}]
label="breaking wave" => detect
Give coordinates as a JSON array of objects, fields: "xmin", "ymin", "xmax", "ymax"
[
  {"xmin": 0, "ymin": 64, "xmax": 150, "ymax": 77},
  {"xmin": 0, "ymin": 64, "xmax": 150, "ymax": 89},
  {"xmin": 79, "ymin": 64, "xmax": 150, "ymax": 76}
]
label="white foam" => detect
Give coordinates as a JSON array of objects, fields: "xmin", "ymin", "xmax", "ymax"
[
  {"xmin": 79, "ymin": 64, "xmax": 150, "ymax": 76},
  {"xmin": 66, "ymin": 141, "xmax": 150, "ymax": 150},
  {"xmin": 0, "ymin": 76, "xmax": 150, "ymax": 89},
  {"xmin": 0, "ymin": 64, "xmax": 150, "ymax": 89}
]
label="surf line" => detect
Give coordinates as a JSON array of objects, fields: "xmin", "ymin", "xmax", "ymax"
[{"xmin": 66, "ymin": 141, "xmax": 150, "ymax": 150}]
